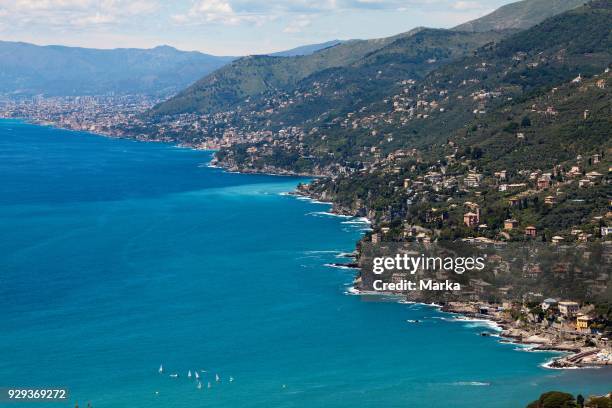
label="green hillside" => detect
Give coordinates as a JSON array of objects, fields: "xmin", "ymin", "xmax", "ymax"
[
  {"xmin": 148, "ymin": 31, "xmax": 422, "ymax": 116},
  {"xmin": 332, "ymin": 1, "xmax": 610, "ymax": 157},
  {"xmin": 119, "ymin": 0, "xmax": 612, "ymax": 243},
  {"xmin": 147, "ymin": 0, "xmax": 587, "ymax": 118},
  {"xmin": 212, "ymin": 1, "xmax": 611, "ymax": 241},
  {"xmin": 245, "ymin": 29, "xmax": 507, "ymax": 131}
]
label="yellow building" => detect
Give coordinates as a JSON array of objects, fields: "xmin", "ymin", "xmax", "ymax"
[{"xmin": 576, "ymin": 315, "xmax": 592, "ymax": 332}]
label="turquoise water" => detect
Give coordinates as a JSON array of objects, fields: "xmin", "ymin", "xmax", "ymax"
[{"xmin": 0, "ymin": 119, "xmax": 609, "ymax": 408}]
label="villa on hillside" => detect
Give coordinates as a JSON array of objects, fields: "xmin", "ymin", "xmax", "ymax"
[{"xmin": 558, "ymin": 301, "xmax": 580, "ymax": 317}]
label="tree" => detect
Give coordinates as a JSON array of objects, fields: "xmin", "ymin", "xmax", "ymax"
[
  {"xmin": 526, "ymin": 391, "xmax": 575, "ymax": 408},
  {"xmin": 577, "ymin": 394, "xmax": 585, "ymax": 408},
  {"xmin": 521, "ymin": 116, "xmax": 532, "ymax": 127},
  {"xmin": 586, "ymin": 395, "xmax": 612, "ymax": 408}
]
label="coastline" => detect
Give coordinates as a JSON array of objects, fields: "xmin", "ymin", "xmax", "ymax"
[
  {"xmin": 286, "ymin": 172, "xmax": 611, "ymax": 372},
  {"xmin": 348, "ymin": 284, "xmax": 611, "ymax": 370},
  {"xmin": 7, "ymin": 118, "xmax": 609, "ymax": 373}
]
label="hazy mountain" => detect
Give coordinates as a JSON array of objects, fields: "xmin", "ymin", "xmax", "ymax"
[
  {"xmin": 0, "ymin": 42, "xmax": 235, "ymax": 96},
  {"xmin": 269, "ymin": 40, "xmax": 343, "ymax": 57},
  {"xmin": 454, "ymin": 0, "xmax": 586, "ymax": 32},
  {"xmin": 0, "ymin": 39, "xmax": 367, "ymax": 97}
]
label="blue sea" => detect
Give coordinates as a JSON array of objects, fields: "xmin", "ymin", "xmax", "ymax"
[{"xmin": 0, "ymin": 119, "xmax": 609, "ymax": 408}]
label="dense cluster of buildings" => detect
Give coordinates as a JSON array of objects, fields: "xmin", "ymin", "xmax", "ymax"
[{"xmin": 0, "ymin": 95, "xmax": 159, "ymax": 135}]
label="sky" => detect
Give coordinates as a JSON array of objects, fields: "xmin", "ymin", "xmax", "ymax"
[{"xmin": 0, "ymin": 0, "xmax": 516, "ymax": 55}]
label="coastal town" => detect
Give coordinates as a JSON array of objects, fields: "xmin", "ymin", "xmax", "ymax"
[
  {"xmin": 441, "ymin": 299, "xmax": 611, "ymax": 369},
  {"xmin": 0, "ymin": 94, "xmax": 158, "ymax": 135},
  {"xmin": 351, "ymin": 235, "xmax": 611, "ymax": 369},
  {"xmin": 2, "ymin": 1, "xmax": 612, "ymax": 407},
  {"xmin": 1, "ymin": 0, "xmax": 610, "ymax": 379},
  {"xmin": 2, "ymin": 58, "xmax": 610, "ymax": 373}
]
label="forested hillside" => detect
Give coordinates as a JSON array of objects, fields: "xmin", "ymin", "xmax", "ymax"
[
  {"xmin": 211, "ymin": 2, "xmax": 611, "ymax": 242},
  {"xmin": 124, "ymin": 0, "xmax": 611, "ymax": 243}
]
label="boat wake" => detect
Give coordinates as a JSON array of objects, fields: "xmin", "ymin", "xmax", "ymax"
[{"xmin": 451, "ymin": 381, "xmax": 491, "ymax": 386}]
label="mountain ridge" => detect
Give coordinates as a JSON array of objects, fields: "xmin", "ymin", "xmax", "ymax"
[
  {"xmin": 269, "ymin": 40, "xmax": 344, "ymax": 57},
  {"xmin": 147, "ymin": 30, "xmax": 425, "ymax": 116},
  {"xmin": 0, "ymin": 41, "xmax": 235, "ymax": 96},
  {"xmin": 454, "ymin": 0, "xmax": 586, "ymax": 31},
  {"xmin": 212, "ymin": 2, "xmax": 611, "ymax": 182},
  {"xmin": 150, "ymin": 0, "xmax": 590, "ymax": 118},
  {"xmin": 0, "ymin": 40, "xmax": 346, "ymax": 97}
]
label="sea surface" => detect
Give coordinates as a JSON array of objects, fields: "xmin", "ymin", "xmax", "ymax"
[{"xmin": 0, "ymin": 119, "xmax": 609, "ymax": 408}]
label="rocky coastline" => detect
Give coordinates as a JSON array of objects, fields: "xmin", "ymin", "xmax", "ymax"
[{"xmin": 15, "ymin": 123, "xmax": 611, "ymax": 372}]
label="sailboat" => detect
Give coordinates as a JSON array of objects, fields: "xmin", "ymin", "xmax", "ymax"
[
  {"xmin": 215, "ymin": 374, "xmax": 220, "ymax": 382},
  {"xmin": 207, "ymin": 382, "xmax": 212, "ymax": 389},
  {"xmin": 195, "ymin": 371, "xmax": 200, "ymax": 380},
  {"xmin": 197, "ymin": 381, "xmax": 202, "ymax": 390},
  {"xmin": 188, "ymin": 370, "xmax": 192, "ymax": 378},
  {"xmin": 229, "ymin": 376, "xmax": 234, "ymax": 383},
  {"xmin": 158, "ymin": 364, "xmax": 163, "ymax": 374}
]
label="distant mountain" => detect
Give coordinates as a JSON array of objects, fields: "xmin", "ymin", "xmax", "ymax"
[
  {"xmin": 0, "ymin": 42, "xmax": 235, "ymax": 96},
  {"xmin": 454, "ymin": 0, "xmax": 586, "ymax": 32},
  {"xmin": 269, "ymin": 40, "xmax": 343, "ymax": 57}
]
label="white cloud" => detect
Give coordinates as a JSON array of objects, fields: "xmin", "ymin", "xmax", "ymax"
[
  {"xmin": 174, "ymin": 0, "xmax": 247, "ymax": 25},
  {"xmin": 0, "ymin": 0, "xmax": 514, "ymax": 54},
  {"xmin": 283, "ymin": 15, "xmax": 311, "ymax": 33},
  {"xmin": 72, "ymin": 12, "xmax": 116, "ymax": 26},
  {"xmin": 452, "ymin": 1, "xmax": 483, "ymax": 10},
  {"xmin": 0, "ymin": 0, "xmax": 159, "ymax": 28},
  {"xmin": 193, "ymin": 0, "xmax": 234, "ymax": 14}
]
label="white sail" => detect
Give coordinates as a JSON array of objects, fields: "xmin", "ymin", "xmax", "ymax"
[
  {"xmin": 188, "ymin": 370, "xmax": 192, "ymax": 378},
  {"xmin": 215, "ymin": 374, "xmax": 220, "ymax": 382},
  {"xmin": 158, "ymin": 364, "xmax": 163, "ymax": 374},
  {"xmin": 195, "ymin": 371, "xmax": 200, "ymax": 379}
]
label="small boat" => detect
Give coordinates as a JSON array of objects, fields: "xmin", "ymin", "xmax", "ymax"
[
  {"xmin": 207, "ymin": 382, "xmax": 212, "ymax": 389},
  {"xmin": 215, "ymin": 374, "xmax": 220, "ymax": 382},
  {"xmin": 158, "ymin": 364, "xmax": 163, "ymax": 374},
  {"xmin": 188, "ymin": 370, "xmax": 192, "ymax": 378},
  {"xmin": 229, "ymin": 376, "xmax": 234, "ymax": 383},
  {"xmin": 197, "ymin": 381, "xmax": 202, "ymax": 390},
  {"xmin": 195, "ymin": 371, "xmax": 200, "ymax": 380},
  {"xmin": 169, "ymin": 373, "xmax": 179, "ymax": 378},
  {"xmin": 406, "ymin": 319, "xmax": 420, "ymax": 324}
]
